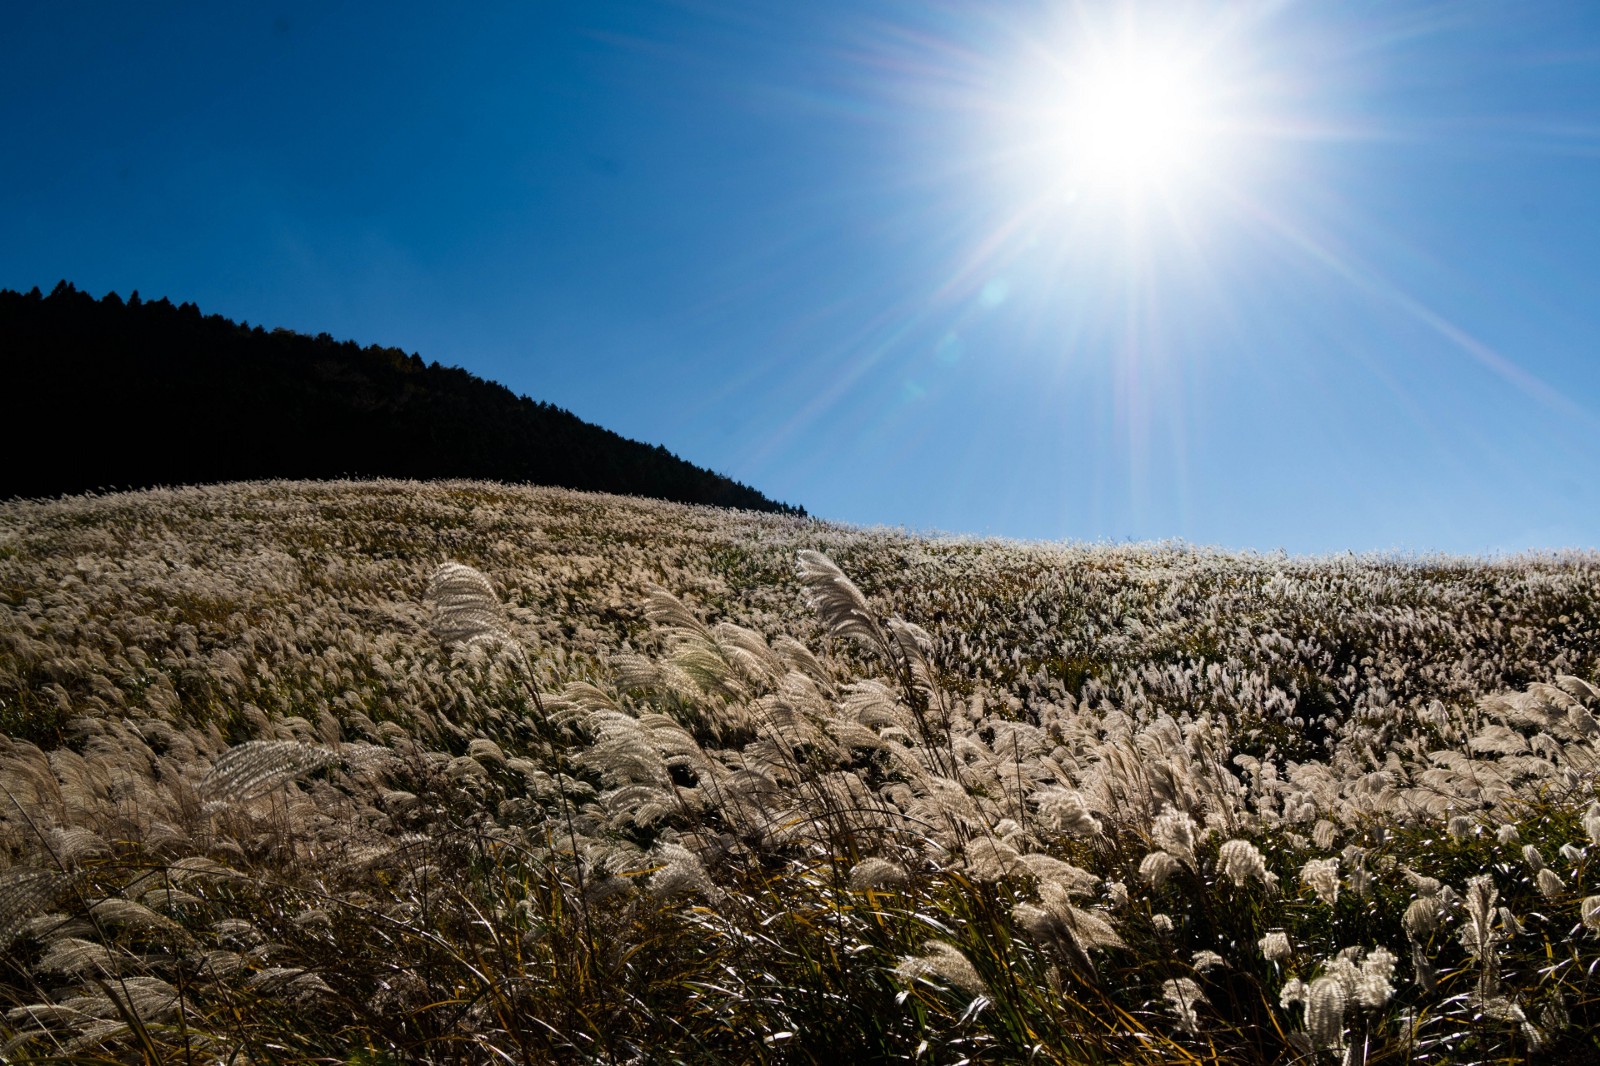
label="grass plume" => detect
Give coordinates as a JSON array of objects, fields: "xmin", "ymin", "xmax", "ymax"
[{"xmin": 0, "ymin": 479, "xmax": 1597, "ymax": 1062}]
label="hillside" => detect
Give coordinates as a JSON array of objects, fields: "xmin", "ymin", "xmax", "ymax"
[
  {"xmin": 2, "ymin": 481, "xmax": 1599, "ymax": 1063},
  {"xmin": 0, "ymin": 282, "xmax": 802, "ymax": 514}
]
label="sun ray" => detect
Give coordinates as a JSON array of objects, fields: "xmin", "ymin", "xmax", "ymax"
[{"xmin": 1229, "ymin": 192, "xmax": 1598, "ymax": 428}]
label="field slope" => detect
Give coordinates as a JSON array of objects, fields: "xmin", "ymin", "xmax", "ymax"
[{"xmin": 2, "ymin": 480, "xmax": 1599, "ymax": 1063}]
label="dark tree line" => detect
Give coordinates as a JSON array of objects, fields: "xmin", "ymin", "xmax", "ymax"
[{"xmin": 0, "ymin": 282, "xmax": 804, "ymax": 515}]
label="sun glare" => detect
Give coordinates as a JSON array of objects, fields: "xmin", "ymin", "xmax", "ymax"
[
  {"xmin": 1067, "ymin": 49, "xmax": 1209, "ymax": 190},
  {"xmin": 905, "ymin": 4, "xmax": 1287, "ymax": 348},
  {"xmin": 986, "ymin": 12, "xmax": 1249, "ymax": 220}
]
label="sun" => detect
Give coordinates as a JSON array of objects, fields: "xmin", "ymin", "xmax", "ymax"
[
  {"xmin": 988, "ymin": 14, "xmax": 1245, "ymax": 216},
  {"xmin": 1065, "ymin": 47, "xmax": 1210, "ymax": 191},
  {"xmin": 918, "ymin": 2, "xmax": 1278, "ymax": 311}
]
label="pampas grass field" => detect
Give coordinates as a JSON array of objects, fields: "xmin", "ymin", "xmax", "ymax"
[{"xmin": 2, "ymin": 479, "xmax": 1599, "ymax": 1064}]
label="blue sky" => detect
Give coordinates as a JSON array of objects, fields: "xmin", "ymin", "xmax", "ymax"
[{"xmin": 4, "ymin": 2, "xmax": 1598, "ymax": 554}]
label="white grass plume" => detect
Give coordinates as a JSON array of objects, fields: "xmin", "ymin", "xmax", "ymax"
[
  {"xmin": 796, "ymin": 550, "xmax": 892, "ymax": 660},
  {"xmin": 896, "ymin": 940, "xmax": 989, "ymax": 997},
  {"xmin": 1162, "ymin": 977, "xmax": 1207, "ymax": 1034},
  {"xmin": 200, "ymin": 740, "xmax": 340, "ymax": 805},
  {"xmin": 426, "ymin": 561, "xmax": 528, "ymax": 669}
]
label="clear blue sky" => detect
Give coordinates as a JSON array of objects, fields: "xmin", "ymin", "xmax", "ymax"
[{"xmin": 4, "ymin": 2, "xmax": 1598, "ymax": 554}]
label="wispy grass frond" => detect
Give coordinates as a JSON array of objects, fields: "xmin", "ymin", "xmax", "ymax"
[
  {"xmin": 87, "ymin": 896, "xmax": 191, "ymax": 943},
  {"xmin": 200, "ymin": 739, "xmax": 340, "ymax": 804},
  {"xmin": 797, "ymin": 549, "xmax": 891, "ymax": 659},
  {"xmin": 426, "ymin": 562, "xmax": 528, "ymax": 672},
  {"xmin": 0, "ymin": 867, "xmax": 66, "ymax": 950},
  {"xmin": 38, "ymin": 936, "xmax": 120, "ymax": 976},
  {"xmin": 896, "ymin": 940, "xmax": 990, "ymax": 997},
  {"xmin": 643, "ymin": 585, "xmax": 712, "ymax": 640}
]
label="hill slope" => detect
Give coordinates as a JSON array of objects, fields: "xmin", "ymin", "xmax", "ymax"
[
  {"xmin": 2, "ymin": 481, "xmax": 1599, "ymax": 1063},
  {"xmin": 0, "ymin": 282, "xmax": 802, "ymax": 513}
]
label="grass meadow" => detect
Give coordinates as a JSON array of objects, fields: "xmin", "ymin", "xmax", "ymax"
[{"xmin": 2, "ymin": 480, "xmax": 1599, "ymax": 1064}]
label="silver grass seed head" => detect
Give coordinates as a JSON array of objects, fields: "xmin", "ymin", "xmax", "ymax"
[
  {"xmin": 643, "ymin": 586, "xmax": 712, "ymax": 639},
  {"xmin": 1459, "ymin": 874, "xmax": 1502, "ymax": 959},
  {"xmin": 1584, "ymin": 802, "xmax": 1600, "ymax": 847},
  {"xmin": 140, "ymin": 884, "xmax": 202, "ymax": 909},
  {"xmin": 1161, "ymin": 977, "xmax": 1208, "ymax": 1034},
  {"xmin": 796, "ymin": 550, "xmax": 887, "ymax": 655},
  {"xmin": 426, "ymin": 562, "xmax": 513, "ymax": 646},
  {"xmin": 1260, "ymin": 930, "xmax": 1293, "ymax": 962},
  {"xmin": 1539, "ymin": 997, "xmax": 1570, "ymax": 1038},
  {"xmin": 1557, "ymin": 673, "xmax": 1600, "ymax": 702},
  {"xmin": 1464, "ymin": 874, "xmax": 1498, "ymax": 931},
  {"xmin": 1306, "ymin": 974, "xmax": 1347, "ymax": 1052},
  {"xmin": 6, "ymin": 1001, "xmax": 97, "ymax": 1030},
  {"xmin": 1012, "ymin": 904, "xmax": 1058, "ymax": 949},
  {"xmin": 1152, "ymin": 807, "xmax": 1198, "ymax": 865},
  {"xmin": 648, "ymin": 843, "xmax": 725, "ymax": 905},
  {"xmin": 250, "ymin": 966, "xmax": 335, "ymax": 1001},
  {"xmin": 1017, "ymin": 854, "xmax": 1100, "ymax": 897},
  {"xmin": 1013, "ymin": 898, "xmax": 1124, "ymax": 972},
  {"xmin": 107, "ymin": 975, "xmax": 183, "ymax": 1023},
  {"xmin": 964, "ymin": 836, "xmax": 1022, "ymax": 882},
  {"xmin": 1536, "ymin": 867, "xmax": 1565, "ymax": 900},
  {"xmin": 1355, "ymin": 946, "xmax": 1397, "ymax": 1007},
  {"xmin": 1035, "ymin": 788, "xmax": 1103, "ymax": 837},
  {"xmin": 1140, "ymin": 850, "xmax": 1182, "ymax": 888},
  {"xmin": 87, "ymin": 897, "xmax": 190, "ymax": 944},
  {"xmin": 1301, "ymin": 857, "xmax": 1340, "ymax": 905},
  {"xmin": 0, "ymin": 868, "xmax": 67, "ymax": 951},
  {"xmin": 1410, "ymin": 940, "xmax": 1437, "ymax": 992},
  {"xmin": 466, "ymin": 737, "xmax": 506, "ymax": 767},
  {"xmin": 199, "ymin": 950, "xmax": 249, "ymax": 979},
  {"xmin": 1403, "ymin": 897, "xmax": 1440, "ymax": 941},
  {"xmin": 1065, "ymin": 905, "xmax": 1126, "ymax": 954},
  {"xmin": 849, "ymin": 857, "xmax": 910, "ymax": 892},
  {"xmin": 201, "ymin": 739, "xmax": 340, "ymax": 805},
  {"xmin": 1217, "ymin": 839, "xmax": 1276, "ymax": 892},
  {"xmin": 1581, "ymin": 895, "xmax": 1600, "ymax": 931},
  {"xmin": 39, "ymin": 936, "xmax": 120, "ymax": 977},
  {"xmin": 1038, "ymin": 882, "xmax": 1125, "ymax": 951},
  {"xmin": 1478, "ymin": 995, "xmax": 1528, "ymax": 1026},
  {"xmin": 46, "ymin": 827, "xmax": 110, "ymax": 865},
  {"xmin": 896, "ymin": 940, "xmax": 990, "ymax": 998},
  {"xmin": 213, "ymin": 917, "xmax": 266, "ymax": 946}
]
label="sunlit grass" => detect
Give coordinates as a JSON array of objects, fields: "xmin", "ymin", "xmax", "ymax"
[{"xmin": 2, "ymin": 480, "xmax": 1598, "ymax": 1062}]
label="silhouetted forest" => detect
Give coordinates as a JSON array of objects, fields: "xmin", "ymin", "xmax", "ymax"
[{"xmin": 0, "ymin": 282, "xmax": 803, "ymax": 514}]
